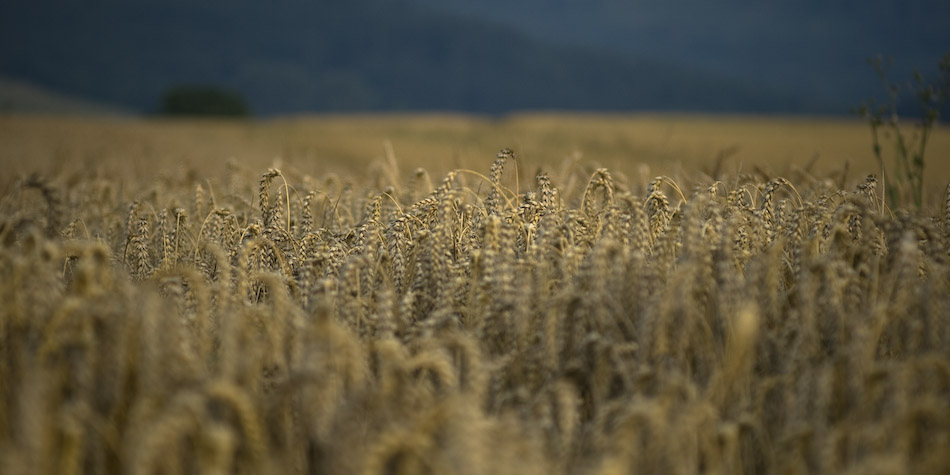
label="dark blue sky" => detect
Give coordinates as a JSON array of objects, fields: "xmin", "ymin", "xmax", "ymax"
[{"xmin": 1, "ymin": 0, "xmax": 947, "ymax": 115}]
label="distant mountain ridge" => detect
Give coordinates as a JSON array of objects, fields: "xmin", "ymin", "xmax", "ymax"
[
  {"xmin": 0, "ymin": 76, "xmax": 130, "ymax": 115},
  {"xmin": 3, "ymin": 0, "xmax": 935, "ymax": 115}
]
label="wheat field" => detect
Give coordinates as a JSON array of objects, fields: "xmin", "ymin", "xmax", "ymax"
[{"xmin": 1, "ymin": 115, "xmax": 950, "ymax": 474}]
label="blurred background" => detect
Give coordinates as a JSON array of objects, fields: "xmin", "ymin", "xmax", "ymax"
[
  {"xmin": 1, "ymin": 0, "xmax": 948, "ymax": 116},
  {"xmin": 3, "ymin": 0, "xmax": 950, "ymax": 201}
]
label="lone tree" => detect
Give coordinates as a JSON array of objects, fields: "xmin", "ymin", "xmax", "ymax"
[{"xmin": 159, "ymin": 85, "xmax": 250, "ymax": 117}]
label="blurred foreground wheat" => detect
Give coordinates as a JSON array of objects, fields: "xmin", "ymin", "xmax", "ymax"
[{"xmin": 1, "ymin": 151, "xmax": 949, "ymax": 474}]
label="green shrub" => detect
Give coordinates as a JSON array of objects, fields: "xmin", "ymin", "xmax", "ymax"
[{"xmin": 159, "ymin": 85, "xmax": 250, "ymax": 117}]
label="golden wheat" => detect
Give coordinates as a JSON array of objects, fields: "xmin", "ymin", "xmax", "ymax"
[{"xmin": 1, "ymin": 145, "xmax": 949, "ymax": 475}]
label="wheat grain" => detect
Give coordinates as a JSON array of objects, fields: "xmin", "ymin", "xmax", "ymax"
[{"xmin": 3, "ymin": 149, "xmax": 950, "ymax": 475}]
